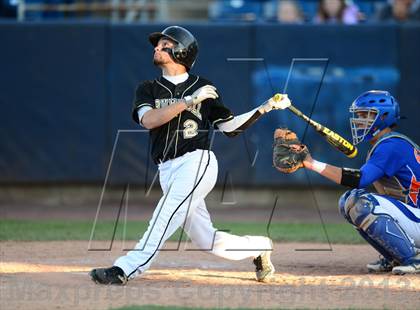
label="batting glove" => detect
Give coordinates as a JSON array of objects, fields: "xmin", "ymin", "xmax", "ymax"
[
  {"xmin": 259, "ymin": 94, "xmax": 291, "ymax": 114},
  {"xmin": 185, "ymin": 85, "xmax": 218, "ymax": 107}
]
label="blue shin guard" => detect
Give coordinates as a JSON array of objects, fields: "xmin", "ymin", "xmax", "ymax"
[
  {"xmin": 357, "ymin": 228, "xmax": 395, "ymax": 263},
  {"xmin": 364, "ymin": 215, "xmax": 417, "ymax": 265},
  {"xmin": 342, "ymin": 189, "xmax": 418, "ymax": 265}
]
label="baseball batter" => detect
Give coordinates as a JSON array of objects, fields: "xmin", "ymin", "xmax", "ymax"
[
  {"xmin": 275, "ymin": 90, "xmax": 420, "ymax": 274},
  {"xmin": 90, "ymin": 26, "xmax": 289, "ymax": 285}
]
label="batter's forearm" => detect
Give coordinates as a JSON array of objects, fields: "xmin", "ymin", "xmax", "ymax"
[
  {"xmin": 218, "ymin": 107, "xmax": 263, "ymax": 137},
  {"xmin": 142, "ymin": 102, "xmax": 187, "ymax": 129}
]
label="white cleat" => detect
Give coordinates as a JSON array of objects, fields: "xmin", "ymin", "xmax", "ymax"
[
  {"xmin": 392, "ymin": 262, "xmax": 420, "ymax": 275},
  {"xmin": 253, "ymin": 238, "xmax": 275, "ymax": 282}
]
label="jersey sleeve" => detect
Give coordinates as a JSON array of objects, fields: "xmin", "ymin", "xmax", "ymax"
[
  {"xmin": 365, "ymin": 139, "xmax": 406, "ymax": 179},
  {"xmin": 359, "ymin": 163, "xmax": 385, "ymax": 188},
  {"xmin": 207, "ymin": 92, "xmax": 234, "ymax": 128},
  {"xmin": 132, "ymin": 81, "xmax": 155, "ymax": 124}
]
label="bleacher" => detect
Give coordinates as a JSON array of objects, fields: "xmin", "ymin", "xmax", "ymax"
[
  {"xmin": 0, "ymin": 0, "xmax": 392, "ymax": 22},
  {"xmin": 209, "ymin": 0, "xmax": 388, "ymax": 22}
]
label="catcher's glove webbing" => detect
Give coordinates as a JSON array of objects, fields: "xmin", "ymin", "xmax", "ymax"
[{"xmin": 273, "ymin": 128, "xmax": 309, "ymax": 174}]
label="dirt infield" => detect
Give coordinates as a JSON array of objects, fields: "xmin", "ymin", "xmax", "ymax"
[{"xmin": 1, "ymin": 241, "xmax": 419, "ymax": 310}]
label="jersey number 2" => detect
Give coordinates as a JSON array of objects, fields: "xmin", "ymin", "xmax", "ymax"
[{"xmin": 183, "ymin": 119, "xmax": 198, "ymax": 139}]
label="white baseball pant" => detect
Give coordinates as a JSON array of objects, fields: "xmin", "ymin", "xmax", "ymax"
[
  {"xmin": 114, "ymin": 149, "xmax": 271, "ymax": 278},
  {"xmin": 372, "ymin": 195, "xmax": 420, "ymax": 246}
]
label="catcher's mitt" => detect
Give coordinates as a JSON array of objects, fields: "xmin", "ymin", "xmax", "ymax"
[{"xmin": 273, "ymin": 128, "xmax": 309, "ymax": 173}]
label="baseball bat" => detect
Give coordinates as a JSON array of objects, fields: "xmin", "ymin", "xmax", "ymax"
[{"xmin": 273, "ymin": 94, "xmax": 358, "ymax": 158}]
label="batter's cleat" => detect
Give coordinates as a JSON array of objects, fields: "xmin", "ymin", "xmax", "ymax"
[
  {"xmin": 366, "ymin": 257, "xmax": 395, "ymax": 273},
  {"xmin": 89, "ymin": 266, "xmax": 127, "ymax": 285},
  {"xmin": 392, "ymin": 260, "xmax": 420, "ymax": 275},
  {"xmin": 253, "ymin": 239, "xmax": 275, "ymax": 282}
]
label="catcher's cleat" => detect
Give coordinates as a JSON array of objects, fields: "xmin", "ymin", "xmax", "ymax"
[
  {"xmin": 392, "ymin": 256, "xmax": 420, "ymax": 275},
  {"xmin": 253, "ymin": 239, "xmax": 275, "ymax": 282},
  {"xmin": 367, "ymin": 256, "xmax": 395, "ymax": 273},
  {"xmin": 89, "ymin": 266, "xmax": 127, "ymax": 285}
]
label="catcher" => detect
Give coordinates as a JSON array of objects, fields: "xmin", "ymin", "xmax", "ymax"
[{"xmin": 273, "ymin": 90, "xmax": 420, "ymax": 274}]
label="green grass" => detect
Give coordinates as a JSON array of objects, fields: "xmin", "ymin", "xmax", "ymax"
[{"xmin": 0, "ymin": 219, "xmax": 363, "ymax": 244}]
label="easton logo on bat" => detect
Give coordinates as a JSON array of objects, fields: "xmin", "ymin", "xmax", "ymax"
[{"xmin": 321, "ymin": 127, "xmax": 354, "ymax": 149}]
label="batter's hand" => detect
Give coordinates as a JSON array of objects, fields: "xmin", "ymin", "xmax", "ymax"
[
  {"xmin": 260, "ymin": 94, "xmax": 291, "ymax": 114},
  {"xmin": 185, "ymin": 85, "xmax": 218, "ymax": 106}
]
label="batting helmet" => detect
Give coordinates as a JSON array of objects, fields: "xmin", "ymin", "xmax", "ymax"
[
  {"xmin": 149, "ymin": 26, "xmax": 198, "ymax": 70},
  {"xmin": 349, "ymin": 90, "xmax": 400, "ymax": 145}
]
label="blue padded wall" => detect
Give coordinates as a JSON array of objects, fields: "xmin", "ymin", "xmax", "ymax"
[
  {"xmin": 0, "ymin": 22, "xmax": 418, "ymax": 185},
  {"xmin": 0, "ymin": 22, "xmax": 107, "ymax": 182}
]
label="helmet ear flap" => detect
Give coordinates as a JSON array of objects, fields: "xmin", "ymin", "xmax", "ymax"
[{"xmin": 178, "ymin": 49, "xmax": 187, "ymax": 58}]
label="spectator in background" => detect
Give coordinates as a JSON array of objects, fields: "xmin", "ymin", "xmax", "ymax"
[
  {"xmin": 314, "ymin": 0, "xmax": 361, "ymax": 24},
  {"xmin": 376, "ymin": 0, "xmax": 420, "ymax": 22},
  {"xmin": 277, "ymin": 0, "xmax": 304, "ymax": 23}
]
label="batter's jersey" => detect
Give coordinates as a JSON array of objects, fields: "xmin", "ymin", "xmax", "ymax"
[
  {"xmin": 132, "ymin": 74, "xmax": 233, "ymax": 164},
  {"xmin": 361, "ymin": 132, "xmax": 420, "ymax": 208}
]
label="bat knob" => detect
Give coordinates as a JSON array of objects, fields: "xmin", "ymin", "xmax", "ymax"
[
  {"xmin": 347, "ymin": 147, "xmax": 358, "ymax": 158},
  {"xmin": 273, "ymin": 93, "xmax": 283, "ymax": 102}
]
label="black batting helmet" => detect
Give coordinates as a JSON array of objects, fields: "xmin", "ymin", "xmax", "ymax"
[{"xmin": 149, "ymin": 26, "xmax": 198, "ymax": 70}]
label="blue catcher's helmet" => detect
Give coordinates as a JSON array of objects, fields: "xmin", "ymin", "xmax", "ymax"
[{"xmin": 349, "ymin": 90, "xmax": 400, "ymax": 145}]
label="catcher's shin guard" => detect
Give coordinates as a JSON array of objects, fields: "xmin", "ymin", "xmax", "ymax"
[
  {"xmin": 365, "ymin": 216, "xmax": 418, "ymax": 265},
  {"xmin": 343, "ymin": 189, "xmax": 418, "ymax": 265},
  {"xmin": 358, "ymin": 229, "xmax": 395, "ymax": 266}
]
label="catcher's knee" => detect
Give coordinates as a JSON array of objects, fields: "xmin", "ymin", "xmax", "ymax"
[
  {"xmin": 341, "ymin": 189, "xmax": 378, "ymax": 229},
  {"xmin": 338, "ymin": 190, "xmax": 354, "ymax": 224},
  {"xmin": 339, "ymin": 188, "xmax": 380, "ymax": 228}
]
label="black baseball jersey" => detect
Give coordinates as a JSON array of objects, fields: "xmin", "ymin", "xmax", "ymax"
[{"xmin": 132, "ymin": 74, "xmax": 233, "ymax": 164}]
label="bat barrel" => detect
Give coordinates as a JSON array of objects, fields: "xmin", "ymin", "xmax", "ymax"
[{"xmin": 287, "ymin": 104, "xmax": 358, "ymax": 158}]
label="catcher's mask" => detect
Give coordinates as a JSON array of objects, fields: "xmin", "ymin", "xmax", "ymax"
[
  {"xmin": 349, "ymin": 90, "xmax": 400, "ymax": 145},
  {"xmin": 149, "ymin": 26, "xmax": 198, "ymax": 71}
]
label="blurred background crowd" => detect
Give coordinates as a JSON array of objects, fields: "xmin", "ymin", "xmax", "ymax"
[{"xmin": 1, "ymin": 0, "xmax": 420, "ymax": 23}]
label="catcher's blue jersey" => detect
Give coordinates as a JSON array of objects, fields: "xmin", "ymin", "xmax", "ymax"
[{"xmin": 360, "ymin": 133, "xmax": 420, "ymax": 208}]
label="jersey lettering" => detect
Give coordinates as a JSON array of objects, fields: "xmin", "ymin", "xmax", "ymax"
[
  {"xmin": 186, "ymin": 103, "xmax": 202, "ymax": 120},
  {"xmin": 155, "ymin": 98, "xmax": 183, "ymax": 109},
  {"xmin": 183, "ymin": 119, "xmax": 198, "ymax": 139},
  {"xmin": 409, "ymin": 174, "xmax": 420, "ymax": 206},
  {"xmin": 132, "ymin": 75, "xmax": 233, "ymax": 163},
  {"xmin": 415, "ymin": 149, "xmax": 420, "ymax": 164}
]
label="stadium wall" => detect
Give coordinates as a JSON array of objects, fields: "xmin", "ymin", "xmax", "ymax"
[{"xmin": 1, "ymin": 22, "xmax": 419, "ymax": 185}]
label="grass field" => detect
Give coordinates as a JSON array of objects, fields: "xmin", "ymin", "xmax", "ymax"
[{"xmin": 0, "ymin": 219, "xmax": 363, "ymax": 243}]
